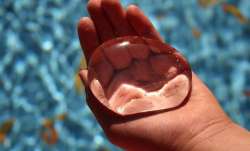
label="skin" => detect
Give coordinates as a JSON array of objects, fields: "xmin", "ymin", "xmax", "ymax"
[{"xmin": 77, "ymin": 0, "xmax": 250, "ymax": 150}]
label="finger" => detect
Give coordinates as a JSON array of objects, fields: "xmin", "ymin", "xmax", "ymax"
[
  {"xmin": 127, "ymin": 5, "xmax": 164, "ymax": 42},
  {"xmin": 77, "ymin": 17, "xmax": 99, "ymax": 62},
  {"xmin": 101, "ymin": 0, "xmax": 136, "ymax": 36},
  {"xmin": 87, "ymin": 0, "xmax": 115, "ymax": 42},
  {"xmin": 79, "ymin": 69, "xmax": 88, "ymax": 87},
  {"xmin": 79, "ymin": 70, "xmax": 106, "ymax": 124}
]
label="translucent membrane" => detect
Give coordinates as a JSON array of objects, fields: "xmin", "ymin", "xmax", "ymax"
[{"xmin": 88, "ymin": 36, "xmax": 192, "ymax": 116}]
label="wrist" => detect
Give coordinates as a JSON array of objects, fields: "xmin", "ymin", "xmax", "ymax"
[{"xmin": 184, "ymin": 122, "xmax": 250, "ymax": 151}]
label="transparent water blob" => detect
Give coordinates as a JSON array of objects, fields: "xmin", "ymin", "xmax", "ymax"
[{"xmin": 88, "ymin": 36, "xmax": 192, "ymax": 116}]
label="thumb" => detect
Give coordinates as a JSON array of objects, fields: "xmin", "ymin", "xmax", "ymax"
[
  {"xmin": 78, "ymin": 69, "xmax": 89, "ymax": 87},
  {"xmin": 78, "ymin": 69, "xmax": 117, "ymax": 127}
]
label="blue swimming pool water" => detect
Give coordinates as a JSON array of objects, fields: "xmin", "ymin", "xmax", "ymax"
[{"xmin": 0, "ymin": 0, "xmax": 250, "ymax": 150}]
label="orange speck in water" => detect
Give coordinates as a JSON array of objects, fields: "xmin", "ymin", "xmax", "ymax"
[
  {"xmin": 244, "ymin": 90, "xmax": 250, "ymax": 97},
  {"xmin": 0, "ymin": 119, "xmax": 15, "ymax": 133},
  {"xmin": 43, "ymin": 119, "xmax": 54, "ymax": 128},
  {"xmin": 41, "ymin": 126, "xmax": 58, "ymax": 145},
  {"xmin": 222, "ymin": 4, "xmax": 248, "ymax": 24},
  {"xmin": 0, "ymin": 119, "xmax": 15, "ymax": 143},
  {"xmin": 56, "ymin": 113, "xmax": 67, "ymax": 121},
  {"xmin": 75, "ymin": 59, "xmax": 87, "ymax": 94},
  {"xmin": 41, "ymin": 113, "xmax": 67, "ymax": 145},
  {"xmin": 80, "ymin": 57, "xmax": 87, "ymax": 69},
  {"xmin": 192, "ymin": 28, "xmax": 202, "ymax": 39},
  {"xmin": 0, "ymin": 133, "xmax": 5, "ymax": 143},
  {"xmin": 198, "ymin": 0, "xmax": 219, "ymax": 8}
]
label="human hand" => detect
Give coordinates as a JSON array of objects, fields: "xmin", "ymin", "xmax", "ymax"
[{"xmin": 77, "ymin": 0, "xmax": 249, "ymax": 150}]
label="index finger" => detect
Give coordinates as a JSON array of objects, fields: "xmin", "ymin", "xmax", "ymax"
[{"xmin": 77, "ymin": 17, "xmax": 100, "ymax": 62}]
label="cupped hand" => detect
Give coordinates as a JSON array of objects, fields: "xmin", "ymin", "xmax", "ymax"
[{"xmin": 77, "ymin": 0, "xmax": 232, "ymax": 150}]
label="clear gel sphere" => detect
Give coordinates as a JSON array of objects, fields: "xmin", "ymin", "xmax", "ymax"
[{"xmin": 88, "ymin": 36, "xmax": 192, "ymax": 116}]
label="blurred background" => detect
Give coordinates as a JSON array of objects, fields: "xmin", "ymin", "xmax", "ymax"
[{"xmin": 0, "ymin": 0, "xmax": 250, "ymax": 150}]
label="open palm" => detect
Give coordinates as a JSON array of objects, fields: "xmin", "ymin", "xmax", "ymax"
[{"xmin": 78, "ymin": 0, "xmax": 231, "ymax": 150}]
